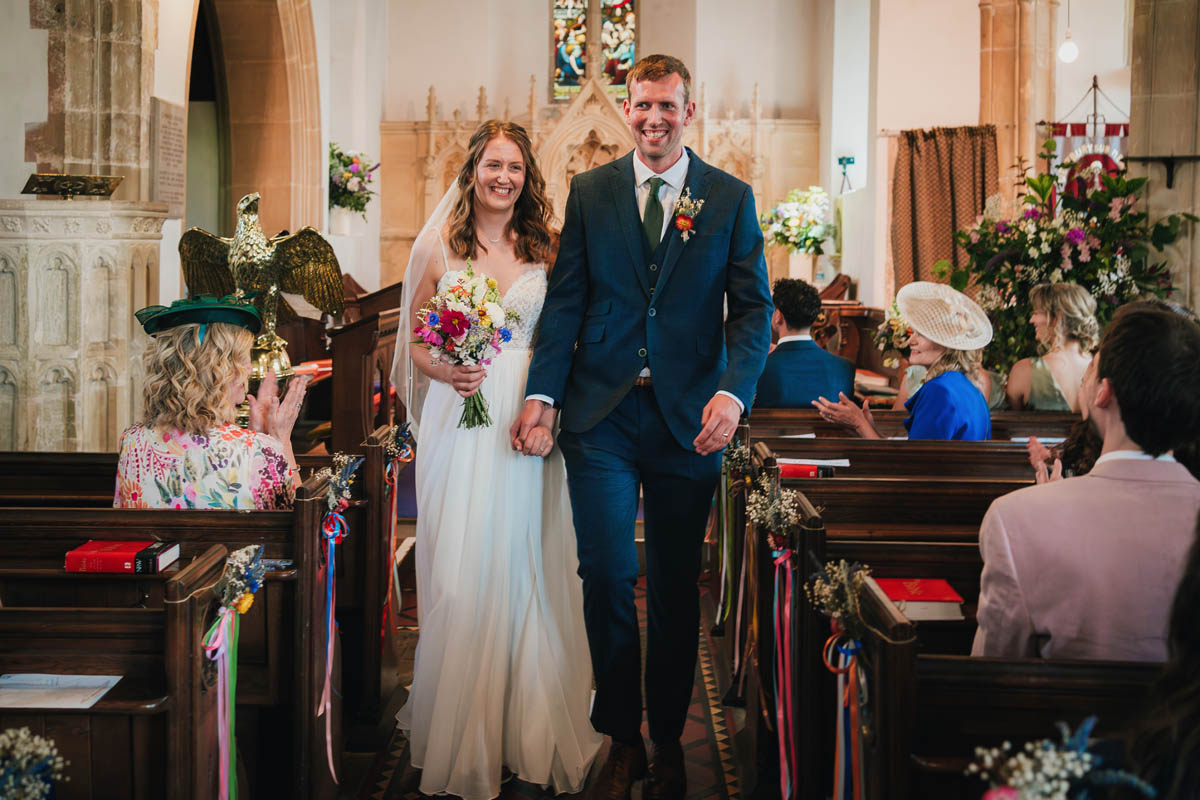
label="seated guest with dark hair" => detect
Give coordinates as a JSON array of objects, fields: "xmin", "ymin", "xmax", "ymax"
[
  {"xmin": 973, "ymin": 302, "xmax": 1200, "ymax": 661},
  {"xmin": 755, "ymin": 278, "xmax": 855, "ymax": 408}
]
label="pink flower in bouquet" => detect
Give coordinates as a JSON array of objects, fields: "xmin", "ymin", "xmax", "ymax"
[
  {"xmin": 982, "ymin": 788, "xmax": 1019, "ymax": 800},
  {"xmin": 440, "ymin": 309, "xmax": 469, "ymax": 338}
]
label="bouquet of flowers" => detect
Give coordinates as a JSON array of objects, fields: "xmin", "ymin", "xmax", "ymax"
[
  {"xmin": 412, "ymin": 261, "xmax": 519, "ymax": 428},
  {"xmin": 0, "ymin": 727, "xmax": 67, "ymax": 799},
  {"xmin": 967, "ymin": 716, "xmax": 1156, "ymax": 800},
  {"xmin": 760, "ymin": 186, "xmax": 835, "ymax": 254},
  {"xmin": 873, "ymin": 298, "xmax": 912, "ymax": 368},
  {"xmin": 936, "ymin": 140, "xmax": 1195, "ymax": 373},
  {"xmin": 747, "ymin": 473, "xmax": 805, "ymax": 551},
  {"xmin": 804, "ymin": 559, "xmax": 873, "ymax": 642},
  {"xmin": 328, "ymin": 143, "xmax": 379, "ymax": 218}
]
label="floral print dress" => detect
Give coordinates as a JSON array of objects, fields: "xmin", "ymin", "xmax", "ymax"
[{"xmin": 114, "ymin": 423, "xmax": 296, "ymax": 510}]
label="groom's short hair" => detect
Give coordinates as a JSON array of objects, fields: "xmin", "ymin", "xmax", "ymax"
[{"xmin": 626, "ymin": 54, "xmax": 692, "ymax": 105}]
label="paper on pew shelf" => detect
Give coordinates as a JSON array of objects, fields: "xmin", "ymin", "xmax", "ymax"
[
  {"xmin": 777, "ymin": 457, "xmax": 851, "ymax": 468},
  {"xmin": 779, "ymin": 433, "xmax": 816, "ymax": 439},
  {"xmin": 1012, "ymin": 436, "xmax": 1066, "ymax": 445},
  {"xmin": 0, "ymin": 673, "xmax": 121, "ymax": 709}
]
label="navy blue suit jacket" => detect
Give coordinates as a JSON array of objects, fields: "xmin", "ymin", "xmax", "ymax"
[
  {"xmin": 754, "ymin": 339, "xmax": 856, "ymax": 409},
  {"xmin": 526, "ymin": 149, "xmax": 772, "ymax": 449}
]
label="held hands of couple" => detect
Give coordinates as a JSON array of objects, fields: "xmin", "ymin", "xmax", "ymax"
[
  {"xmin": 246, "ymin": 369, "xmax": 311, "ymax": 442},
  {"xmin": 510, "ymin": 398, "xmax": 557, "ymax": 458},
  {"xmin": 693, "ymin": 393, "xmax": 741, "ymax": 456}
]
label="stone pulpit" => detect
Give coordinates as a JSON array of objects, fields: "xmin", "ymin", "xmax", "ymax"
[{"xmin": 0, "ymin": 199, "xmax": 167, "ymax": 452}]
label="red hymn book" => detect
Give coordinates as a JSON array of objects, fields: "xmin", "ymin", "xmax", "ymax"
[
  {"xmin": 64, "ymin": 541, "xmax": 181, "ymax": 574},
  {"xmin": 874, "ymin": 578, "xmax": 965, "ymax": 621}
]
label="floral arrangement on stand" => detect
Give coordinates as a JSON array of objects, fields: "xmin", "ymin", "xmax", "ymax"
[
  {"xmin": 873, "ymin": 299, "xmax": 912, "ymax": 369},
  {"xmin": 760, "ymin": 186, "xmax": 835, "ymax": 255},
  {"xmin": 314, "ymin": 452, "xmax": 364, "ymax": 785},
  {"xmin": 412, "ymin": 260, "xmax": 519, "ymax": 428},
  {"xmin": 0, "ymin": 728, "xmax": 67, "ymax": 799},
  {"xmin": 934, "ymin": 140, "xmax": 1196, "ymax": 373},
  {"xmin": 328, "ymin": 143, "xmax": 379, "ymax": 219},
  {"xmin": 203, "ymin": 544, "xmax": 267, "ymax": 800},
  {"xmin": 967, "ymin": 716, "xmax": 1157, "ymax": 799}
]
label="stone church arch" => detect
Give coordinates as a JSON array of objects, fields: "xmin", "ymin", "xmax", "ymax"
[{"xmin": 186, "ymin": 0, "xmax": 323, "ymax": 236}]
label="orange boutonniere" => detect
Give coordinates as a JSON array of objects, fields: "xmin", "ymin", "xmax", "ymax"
[{"xmin": 672, "ymin": 188, "xmax": 705, "ymax": 242}]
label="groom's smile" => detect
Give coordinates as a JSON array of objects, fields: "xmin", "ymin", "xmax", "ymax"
[{"xmin": 624, "ymin": 73, "xmax": 696, "ymax": 173}]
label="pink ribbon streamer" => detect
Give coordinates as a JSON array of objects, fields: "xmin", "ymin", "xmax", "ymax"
[
  {"xmin": 204, "ymin": 608, "xmax": 233, "ymax": 800},
  {"xmin": 773, "ymin": 549, "xmax": 796, "ymax": 800}
]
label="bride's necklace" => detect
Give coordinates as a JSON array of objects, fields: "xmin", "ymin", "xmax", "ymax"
[{"xmin": 478, "ymin": 225, "xmax": 506, "ymax": 244}]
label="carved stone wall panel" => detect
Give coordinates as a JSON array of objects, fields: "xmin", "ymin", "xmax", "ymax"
[
  {"xmin": 0, "ymin": 364, "xmax": 16, "ymax": 451},
  {"xmin": 0, "ymin": 249, "xmax": 24, "ymax": 351},
  {"xmin": 34, "ymin": 364, "xmax": 77, "ymax": 452},
  {"xmin": 33, "ymin": 248, "xmax": 78, "ymax": 349},
  {"xmin": 0, "ymin": 199, "xmax": 165, "ymax": 450},
  {"xmin": 83, "ymin": 360, "xmax": 119, "ymax": 451}
]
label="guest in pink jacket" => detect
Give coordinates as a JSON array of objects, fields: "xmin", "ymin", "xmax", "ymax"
[{"xmin": 972, "ymin": 302, "xmax": 1200, "ymax": 662}]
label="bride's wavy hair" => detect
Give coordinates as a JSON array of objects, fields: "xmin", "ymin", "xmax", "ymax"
[{"xmin": 447, "ymin": 120, "xmax": 553, "ymax": 265}]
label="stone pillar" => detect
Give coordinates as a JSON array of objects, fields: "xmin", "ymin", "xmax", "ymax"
[
  {"xmin": 0, "ymin": 199, "xmax": 167, "ymax": 451},
  {"xmin": 979, "ymin": 0, "xmax": 1057, "ymax": 202},
  {"xmin": 24, "ymin": 0, "xmax": 158, "ymax": 203},
  {"xmin": 1129, "ymin": 0, "xmax": 1200, "ymax": 308}
]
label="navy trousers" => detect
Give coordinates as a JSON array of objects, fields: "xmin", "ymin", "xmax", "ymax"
[{"xmin": 558, "ymin": 385, "xmax": 721, "ymax": 744}]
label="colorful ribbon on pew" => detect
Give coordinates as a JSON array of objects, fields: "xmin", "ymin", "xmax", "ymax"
[
  {"xmin": 204, "ymin": 607, "xmax": 240, "ymax": 800},
  {"xmin": 823, "ymin": 634, "xmax": 863, "ymax": 800},
  {"xmin": 316, "ymin": 453, "xmax": 364, "ymax": 786},
  {"xmin": 381, "ymin": 425, "xmax": 414, "ymax": 651},
  {"xmin": 772, "ymin": 546, "xmax": 798, "ymax": 800}
]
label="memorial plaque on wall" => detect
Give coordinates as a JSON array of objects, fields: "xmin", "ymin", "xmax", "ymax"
[{"xmin": 151, "ymin": 98, "xmax": 186, "ymax": 219}]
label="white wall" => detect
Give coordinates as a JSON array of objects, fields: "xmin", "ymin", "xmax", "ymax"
[
  {"xmin": 385, "ymin": 0, "xmax": 550, "ymax": 121},
  {"xmin": 695, "ymin": 0, "xmax": 820, "ymax": 118},
  {"xmin": 318, "ymin": 0, "xmax": 388, "ymax": 291},
  {"xmin": 855, "ymin": 0, "xmax": 980, "ymax": 307},
  {"xmin": 1054, "ymin": 0, "xmax": 1130, "ymax": 123},
  {"xmin": 0, "ymin": 5, "xmax": 48, "ymax": 200}
]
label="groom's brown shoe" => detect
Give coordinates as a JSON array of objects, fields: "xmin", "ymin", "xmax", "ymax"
[
  {"xmin": 644, "ymin": 739, "xmax": 686, "ymax": 800},
  {"xmin": 588, "ymin": 739, "xmax": 647, "ymax": 800}
]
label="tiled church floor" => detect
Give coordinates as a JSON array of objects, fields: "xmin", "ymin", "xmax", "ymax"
[{"xmin": 340, "ymin": 574, "xmax": 745, "ymax": 800}]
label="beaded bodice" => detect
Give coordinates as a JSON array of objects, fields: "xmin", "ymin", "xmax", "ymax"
[{"xmin": 436, "ymin": 267, "xmax": 546, "ymax": 349}]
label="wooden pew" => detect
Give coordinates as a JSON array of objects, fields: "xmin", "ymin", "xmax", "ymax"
[
  {"xmin": 750, "ymin": 408, "xmax": 1078, "ymax": 441},
  {"xmin": 329, "ymin": 307, "xmax": 402, "ymax": 454},
  {"xmin": 0, "ymin": 440, "xmax": 410, "ymax": 728},
  {"xmin": 0, "ymin": 545, "xmax": 227, "ymax": 799},
  {"xmin": 0, "ymin": 473, "xmax": 340, "ymax": 800},
  {"xmin": 756, "ymin": 436, "xmax": 1035, "ymax": 480},
  {"xmin": 855, "ymin": 578, "xmax": 1160, "ymax": 800}
]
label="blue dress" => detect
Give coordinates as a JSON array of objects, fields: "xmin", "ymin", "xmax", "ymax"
[{"xmin": 904, "ymin": 370, "xmax": 991, "ymax": 440}]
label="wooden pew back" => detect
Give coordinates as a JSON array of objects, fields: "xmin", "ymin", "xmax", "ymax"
[
  {"xmin": 750, "ymin": 408, "xmax": 1078, "ymax": 441},
  {"xmin": 759, "ymin": 436, "xmax": 1035, "ymax": 480}
]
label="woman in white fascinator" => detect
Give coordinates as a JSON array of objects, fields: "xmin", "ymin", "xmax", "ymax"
[{"xmin": 814, "ymin": 281, "xmax": 994, "ymax": 440}]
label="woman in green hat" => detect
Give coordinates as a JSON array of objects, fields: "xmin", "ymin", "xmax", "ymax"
[{"xmin": 114, "ymin": 295, "xmax": 309, "ymax": 509}]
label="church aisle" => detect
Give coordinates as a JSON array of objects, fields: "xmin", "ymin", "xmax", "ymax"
[{"xmin": 353, "ymin": 579, "xmax": 744, "ymax": 800}]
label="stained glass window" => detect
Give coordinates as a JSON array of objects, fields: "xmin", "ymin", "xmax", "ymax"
[{"xmin": 552, "ymin": 0, "xmax": 636, "ymax": 101}]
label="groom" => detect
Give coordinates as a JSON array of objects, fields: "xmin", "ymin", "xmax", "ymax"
[{"xmin": 513, "ymin": 54, "xmax": 771, "ymax": 800}]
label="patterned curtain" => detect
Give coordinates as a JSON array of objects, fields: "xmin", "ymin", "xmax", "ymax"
[{"xmin": 891, "ymin": 125, "xmax": 1000, "ymax": 288}]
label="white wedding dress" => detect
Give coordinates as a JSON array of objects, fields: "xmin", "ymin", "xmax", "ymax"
[{"xmin": 396, "ymin": 263, "xmax": 602, "ymax": 800}]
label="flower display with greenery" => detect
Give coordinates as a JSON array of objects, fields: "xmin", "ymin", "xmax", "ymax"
[
  {"xmin": 328, "ymin": 143, "xmax": 379, "ymax": 218},
  {"xmin": 760, "ymin": 186, "xmax": 835, "ymax": 255},
  {"xmin": 935, "ymin": 141, "xmax": 1195, "ymax": 373}
]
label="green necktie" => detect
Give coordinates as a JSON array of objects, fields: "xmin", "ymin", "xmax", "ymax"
[{"xmin": 642, "ymin": 176, "xmax": 665, "ymax": 252}]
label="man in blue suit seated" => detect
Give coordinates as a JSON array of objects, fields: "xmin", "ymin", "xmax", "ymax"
[{"xmin": 755, "ymin": 278, "xmax": 855, "ymax": 408}]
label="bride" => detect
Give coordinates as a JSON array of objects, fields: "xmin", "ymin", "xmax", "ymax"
[{"xmin": 391, "ymin": 120, "xmax": 602, "ymax": 800}]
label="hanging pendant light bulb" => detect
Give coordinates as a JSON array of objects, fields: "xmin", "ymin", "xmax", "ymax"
[{"xmin": 1059, "ymin": 0, "xmax": 1079, "ymax": 63}]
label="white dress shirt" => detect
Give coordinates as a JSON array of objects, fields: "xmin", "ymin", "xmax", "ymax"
[
  {"xmin": 775, "ymin": 334, "xmax": 813, "ymax": 345},
  {"xmin": 633, "ymin": 149, "xmax": 689, "ymax": 243},
  {"xmin": 1093, "ymin": 449, "xmax": 1177, "ymax": 466}
]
